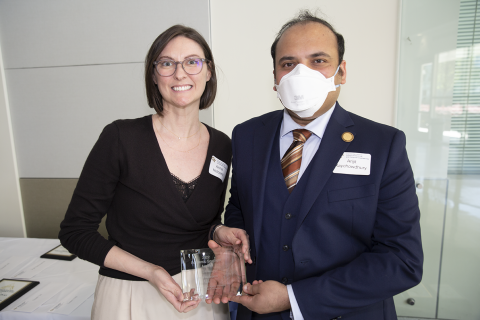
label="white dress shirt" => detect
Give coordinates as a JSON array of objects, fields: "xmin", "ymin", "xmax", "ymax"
[{"xmin": 280, "ymin": 104, "xmax": 335, "ymax": 320}]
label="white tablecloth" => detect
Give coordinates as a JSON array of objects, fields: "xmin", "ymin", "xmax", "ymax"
[{"xmin": 0, "ymin": 237, "xmax": 98, "ymax": 320}]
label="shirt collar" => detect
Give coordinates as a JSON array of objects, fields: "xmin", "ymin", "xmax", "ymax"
[{"xmin": 280, "ymin": 103, "xmax": 336, "ymax": 139}]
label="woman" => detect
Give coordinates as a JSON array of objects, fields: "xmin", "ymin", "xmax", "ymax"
[{"xmin": 59, "ymin": 25, "xmax": 249, "ymax": 319}]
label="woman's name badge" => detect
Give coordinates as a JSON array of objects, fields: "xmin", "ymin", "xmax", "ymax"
[
  {"xmin": 333, "ymin": 152, "xmax": 371, "ymax": 175},
  {"xmin": 209, "ymin": 156, "xmax": 228, "ymax": 182}
]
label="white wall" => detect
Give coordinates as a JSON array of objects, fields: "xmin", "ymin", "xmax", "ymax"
[
  {"xmin": 0, "ymin": 0, "xmax": 401, "ymax": 236},
  {"xmin": 0, "ymin": 0, "xmax": 212, "ymax": 178},
  {"xmin": 211, "ymin": 0, "xmax": 399, "ymax": 137},
  {"xmin": 0, "ymin": 42, "xmax": 26, "ymax": 237},
  {"xmin": 0, "ymin": 0, "xmax": 401, "ymax": 177}
]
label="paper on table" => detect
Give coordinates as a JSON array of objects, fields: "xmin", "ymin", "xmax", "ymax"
[
  {"xmin": 0, "ymin": 256, "xmax": 29, "ymax": 278},
  {"xmin": 48, "ymin": 284, "xmax": 95, "ymax": 315},
  {"xmin": 12, "ymin": 283, "xmax": 67, "ymax": 313},
  {"xmin": 11, "ymin": 258, "xmax": 56, "ymax": 279}
]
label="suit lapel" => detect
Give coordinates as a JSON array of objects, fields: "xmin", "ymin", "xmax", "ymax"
[
  {"xmin": 295, "ymin": 104, "xmax": 356, "ymax": 231},
  {"xmin": 252, "ymin": 111, "xmax": 283, "ymax": 253}
]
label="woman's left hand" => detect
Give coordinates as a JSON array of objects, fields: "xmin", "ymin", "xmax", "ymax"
[
  {"xmin": 210, "ymin": 226, "xmax": 252, "ymax": 264},
  {"xmin": 150, "ymin": 267, "xmax": 201, "ymax": 313}
]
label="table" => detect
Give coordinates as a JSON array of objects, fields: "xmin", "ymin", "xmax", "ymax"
[{"xmin": 0, "ymin": 237, "xmax": 98, "ymax": 320}]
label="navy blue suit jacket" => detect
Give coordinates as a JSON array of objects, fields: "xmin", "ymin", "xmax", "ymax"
[{"xmin": 225, "ymin": 103, "xmax": 423, "ymax": 320}]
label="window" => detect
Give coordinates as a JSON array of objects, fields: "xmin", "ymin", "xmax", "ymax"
[{"xmin": 448, "ymin": 0, "xmax": 480, "ymax": 174}]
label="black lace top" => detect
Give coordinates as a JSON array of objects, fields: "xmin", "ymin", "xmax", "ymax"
[{"xmin": 171, "ymin": 173, "xmax": 200, "ymax": 202}]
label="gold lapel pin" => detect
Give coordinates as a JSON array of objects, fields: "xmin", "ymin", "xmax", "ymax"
[{"xmin": 342, "ymin": 132, "xmax": 354, "ymax": 142}]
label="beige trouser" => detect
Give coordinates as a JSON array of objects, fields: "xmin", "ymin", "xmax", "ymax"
[{"xmin": 91, "ymin": 273, "xmax": 230, "ymax": 320}]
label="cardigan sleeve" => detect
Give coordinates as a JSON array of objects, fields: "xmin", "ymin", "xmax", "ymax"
[{"xmin": 59, "ymin": 122, "xmax": 120, "ymax": 267}]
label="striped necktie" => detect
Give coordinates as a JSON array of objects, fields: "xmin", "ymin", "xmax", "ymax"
[{"xmin": 281, "ymin": 129, "xmax": 312, "ymax": 193}]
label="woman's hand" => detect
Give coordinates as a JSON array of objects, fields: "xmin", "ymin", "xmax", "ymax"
[
  {"xmin": 210, "ymin": 226, "xmax": 252, "ymax": 264},
  {"xmin": 104, "ymin": 246, "xmax": 200, "ymax": 313},
  {"xmin": 149, "ymin": 267, "xmax": 200, "ymax": 313}
]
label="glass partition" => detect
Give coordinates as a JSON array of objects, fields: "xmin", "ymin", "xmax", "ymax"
[
  {"xmin": 393, "ymin": 179, "xmax": 448, "ymax": 318},
  {"xmin": 395, "ymin": 1, "xmax": 480, "ymax": 319}
]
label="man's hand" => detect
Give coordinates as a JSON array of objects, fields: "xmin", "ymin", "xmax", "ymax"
[
  {"xmin": 212, "ymin": 226, "xmax": 253, "ymax": 264},
  {"xmin": 229, "ymin": 280, "xmax": 291, "ymax": 314}
]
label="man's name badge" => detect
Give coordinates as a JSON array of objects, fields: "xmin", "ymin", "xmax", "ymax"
[
  {"xmin": 209, "ymin": 156, "xmax": 228, "ymax": 182},
  {"xmin": 333, "ymin": 152, "xmax": 371, "ymax": 175}
]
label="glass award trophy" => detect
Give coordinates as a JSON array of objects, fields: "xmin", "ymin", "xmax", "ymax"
[{"xmin": 180, "ymin": 245, "xmax": 246, "ymax": 301}]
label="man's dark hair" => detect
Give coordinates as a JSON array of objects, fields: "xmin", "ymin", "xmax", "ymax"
[
  {"xmin": 145, "ymin": 25, "xmax": 217, "ymax": 115},
  {"xmin": 270, "ymin": 10, "xmax": 345, "ymax": 68}
]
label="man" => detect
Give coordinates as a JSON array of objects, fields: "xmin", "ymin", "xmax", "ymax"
[{"xmin": 212, "ymin": 10, "xmax": 423, "ymax": 320}]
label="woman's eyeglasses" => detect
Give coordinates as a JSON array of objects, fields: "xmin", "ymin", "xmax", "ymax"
[{"xmin": 153, "ymin": 58, "xmax": 208, "ymax": 77}]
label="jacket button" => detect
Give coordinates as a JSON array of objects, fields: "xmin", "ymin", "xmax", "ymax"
[
  {"xmin": 283, "ymin": 245, "xmax": 289, "ymax": 251},
  {"xmin": 285, "ymin": 213, "xmax": 292, "ymax": 219},
  {"xmin": 282, "ymin": 277, "xmax": 288, "ymax": 284}
]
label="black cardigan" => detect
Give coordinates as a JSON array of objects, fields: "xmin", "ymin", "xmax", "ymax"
[{"xmin": 59, "ymin": 115, "xmax": 232, "ymax": 280}]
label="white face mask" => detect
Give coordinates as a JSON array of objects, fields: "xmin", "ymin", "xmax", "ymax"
[{"xmin": 275, "ymin": 64, "xmax": 340, "ymax": 118}]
